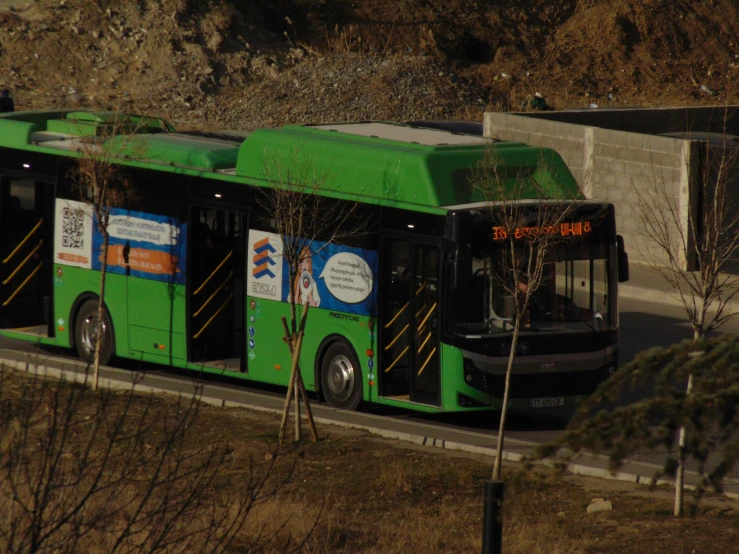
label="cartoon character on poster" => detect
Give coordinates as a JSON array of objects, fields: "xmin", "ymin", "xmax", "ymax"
[{"xmin": 293, "ymin": 246, "xmax": 321, "ymax": 307}]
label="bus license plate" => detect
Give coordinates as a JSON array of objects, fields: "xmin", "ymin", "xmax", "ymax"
[{"xmin": 529, "ymin": 397, "xmax": 564, "ymax": 408}]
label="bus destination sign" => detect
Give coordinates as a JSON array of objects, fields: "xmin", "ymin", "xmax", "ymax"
[{"xmin": 491, "ymin": 221, "xmax": 592, "ymax": 241}]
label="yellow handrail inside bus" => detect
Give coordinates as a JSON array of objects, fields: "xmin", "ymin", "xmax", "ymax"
[
  {"xmin": 384, "ymin": 345, "xmax": 409, "ymax": 373},
  {"xmin": 417, "ymin": 302, "xmax": 437, "ymax": 332},
  {"xmin": 193, "ymin": 250, "xmax": 232, "ymax": 296},
  {"xmin": 417, "ymin": 346, "xmax": 437, "ymax": 376},
  {"xmin": 3, "ymin": 240, "xmax": 43, "ymax": 285},
  {"xmin": 414, "ymin": 302, "xmax": 426, "ymax": 319},
  {"xmin": 3, "ymin": 262, "xmax": 43, "ymax": 307},
  {"xmin": 415, "ymin": 281, "xmax": 427, "ymax": 296},
  {"xmin": 417, "ymin": 331, "xmax": 432, "ymax": 354},
  {"xmin": 384, "ymin": 301, "xmax": 409, "ymax": 329},
  {"xmin": 384, "ymin": 323, "xmax": 409, "ymax": 351},
  {"xmin": 3, "ymin": 219, "xmax": 43, "ymax": 265},
  {"xmin": 193, "ymin": 293, "xmax": 233, "ymax": 339},
  {"xmin": 193, "ymin": 271, "xmax": 233, "ymax": 318}
]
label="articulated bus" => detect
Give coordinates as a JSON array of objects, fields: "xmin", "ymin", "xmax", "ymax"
[{"xmin": 0, "ymin": 110, "xmax": 629, "ymax": 413}]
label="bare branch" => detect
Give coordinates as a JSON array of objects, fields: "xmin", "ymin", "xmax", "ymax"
[
  {"xmin": 468, "ymin": 147, "xmax": 592, "ymax": 480},
  {"xmin": 255, "ymin": 147, "xmax": 372, "ymax": 441}
]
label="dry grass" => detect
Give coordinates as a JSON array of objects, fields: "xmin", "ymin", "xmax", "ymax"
[{"xmin": 2, "ymin": 369, "xmax": 738, "ymax": 553}]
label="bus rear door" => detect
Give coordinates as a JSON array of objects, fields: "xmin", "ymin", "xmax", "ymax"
[
  {"xmin": 188, "ymin": 206, "xmax": 247, "ymax": 372},
  {"xmin": 0, "ymin": 175, "xmax": 54, "ymax": 335}
]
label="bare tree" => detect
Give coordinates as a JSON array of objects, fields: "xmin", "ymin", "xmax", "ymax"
[
  {"xmin": 257, "ymin": 151, "xmax": 367, "ymax": 444},
  {"xmin": 635, "ymin": 115, "xmax": 739, "ymax": 515},
  {"xmin": 69, "ymin": 114, "xmax": 144, "ymax": 390},
  {"xmin": 470, "ymin": 150, "xmax": 580, "ymax": 480},
  {"xmin": 0, "ymin": 365, "xmax": 307, "ymax": 554}
]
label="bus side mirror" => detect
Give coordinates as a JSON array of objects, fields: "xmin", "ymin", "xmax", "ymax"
[
  {"xmin": 616, "ymin": 235, "xmax": 629, "ymax": 283},
  {"xmin": 442, "ymin": 238, "xmax": 462, "ymax": 291}
]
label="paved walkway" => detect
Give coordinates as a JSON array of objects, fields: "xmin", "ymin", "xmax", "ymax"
[{"xmin": 619, "ymin": 262, "xmax": 739, "ymax": 313}]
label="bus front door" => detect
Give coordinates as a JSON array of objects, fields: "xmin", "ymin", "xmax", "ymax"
[
  {"xmin": 188, "ymin": 207, "xmax": 246, "ymax": 372},
  {"xmin": 380, "ymin": 237, "xmax": 441, "ymax": 406},
  {"xmin": 0, "ymin": 176, "xmax": 53, "ymax": 335}
]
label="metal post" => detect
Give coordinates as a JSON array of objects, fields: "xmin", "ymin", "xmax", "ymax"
[{"xmin": 482, "ymin": 480, "xmax": 504, "ymax": 554}]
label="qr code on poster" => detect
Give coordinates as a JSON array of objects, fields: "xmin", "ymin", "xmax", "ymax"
[{"xmin": 62, "ymin": 207, "xmax": 85, "ymax": 249}]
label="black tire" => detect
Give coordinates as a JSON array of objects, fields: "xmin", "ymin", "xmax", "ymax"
[
  {"xmin": 74, "ymin": 298, "xmax": 115, "ymax": 366},
  {"xmin": 320, "ymin": 341, "xmax": 363, "ymax": 411}
]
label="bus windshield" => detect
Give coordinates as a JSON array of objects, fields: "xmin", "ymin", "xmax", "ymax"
[{"xmin": 450, "ymin": 205, "xmax": 618, "ymax": 337}]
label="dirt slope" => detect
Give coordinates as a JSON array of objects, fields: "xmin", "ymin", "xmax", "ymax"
[{"xmin": 1, "ymin": 0, "xmax": 738, "ymax": 130}]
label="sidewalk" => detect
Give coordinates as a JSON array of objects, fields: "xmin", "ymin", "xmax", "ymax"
[{"xmin": 619, "ymin": 262, "xmax": 739, "ymax": 313}]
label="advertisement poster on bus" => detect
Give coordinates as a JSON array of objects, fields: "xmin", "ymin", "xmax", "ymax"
[
  {"xmin": 247, "ymin": 229, "xmax": 378, "ymax": 317},
  {"xmin": 92, "ymin": 207, "xmax": 187, "ymax": 284},
  {"xmin": 247, "ymin": 229, "xmax": 283, "ymax": 301},
  {"xmin": 53, "ymin": 199, "xmax": 187, "ymax": 284},
  {"xmin": 54, "ymin": 199, "xmax": 93, "ymax": 269}
]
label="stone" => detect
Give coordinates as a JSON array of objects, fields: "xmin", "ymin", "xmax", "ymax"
[{"xmin": 587, "ymin": 500, "xmax": 613, "ymax": 514}]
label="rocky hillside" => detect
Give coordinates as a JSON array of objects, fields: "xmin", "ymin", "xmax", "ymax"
[{"xmin": 1, "ymin": 0, "xmax": 738, "ymax": 130}]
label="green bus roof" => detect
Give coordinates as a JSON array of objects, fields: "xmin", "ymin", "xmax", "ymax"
[{"xmin": 0, "ymin": 109, "xmax": 583, "ymax": 208}]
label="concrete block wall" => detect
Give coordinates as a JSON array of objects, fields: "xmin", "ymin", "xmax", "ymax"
[
  {"xmin": 511, "ymin": 106, "xmax": 739, "ymax": 137},
  {"xmin": 482, "ymin": 112, "xmax": 591, "ymax": 192},
  {"xmin": 484, "ymin": 112, "xmax": 695, "ymax": 268}
]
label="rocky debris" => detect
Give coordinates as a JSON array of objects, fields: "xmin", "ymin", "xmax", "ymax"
[
  {"xmin": 587, "ymin": 498, "xmax": 613, "ymax": 514},
  {"xmin": 1, "ymin": 0, "xmax": 739, "ymax": 130}
]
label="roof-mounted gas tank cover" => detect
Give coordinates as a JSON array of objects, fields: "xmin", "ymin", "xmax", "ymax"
[{"xmin": 46, "ymin": 110, "xmax": 174, "ymax": 137}]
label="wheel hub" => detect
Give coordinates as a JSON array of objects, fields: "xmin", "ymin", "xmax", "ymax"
[
  {"xmin": 81, "ymin": 315, "xmax": 105, "ymax": 355},
  {"xmin": 326, "ymin": 354, "xmax": 355, "ymax": 402}
]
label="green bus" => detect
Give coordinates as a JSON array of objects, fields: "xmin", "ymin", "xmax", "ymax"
[{"xmin": 0, "ymin": 110, "xmax": 629, "ymax": 413}]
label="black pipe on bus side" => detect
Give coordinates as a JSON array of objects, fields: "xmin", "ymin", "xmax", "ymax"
[{"xmin": 482, "ymin": 480, "xmax": 503, "ymax": 554}]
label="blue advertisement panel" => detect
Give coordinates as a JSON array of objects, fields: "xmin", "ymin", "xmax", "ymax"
[
  {"xmin": 280, "ymin": 240, "xmax": 378, "ymax": 317},
  {"xmin": 91, "ymin": 208, "xmax": 187, "ymax": 284}
]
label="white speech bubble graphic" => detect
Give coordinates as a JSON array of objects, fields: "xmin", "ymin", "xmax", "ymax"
[{"xmin": 319, "ymin": 252, "xmax": 373, "ymax": 304}]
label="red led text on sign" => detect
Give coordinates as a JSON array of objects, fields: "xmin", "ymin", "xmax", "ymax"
[{"xmin": 492, "ymin": 221, "xmax": 592, "ymax": 240}]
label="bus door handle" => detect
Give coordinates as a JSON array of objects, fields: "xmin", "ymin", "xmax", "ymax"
[
  {"xmin": 194, "ymin": 250, "xmax": 233, "ymax": 296},
  {"xmin": 3, "ymin": 218, "xmax": 43, "ymax": 265},
  {"xmin": 193, "ymin": 293, "xmax": 233, "ymax": 339},
  {"xmin": 2, "ymin": 240, "xmax": 43, "ymax": 285},
  {"xmin": 3, "ymin": 261, "xmax": 43, "ymax": 307}
]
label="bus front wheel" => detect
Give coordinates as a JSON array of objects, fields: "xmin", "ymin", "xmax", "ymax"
[
  {"xmin": 320, "ymin": 341, "xmax": 363, "ymax": 411},
  {"xmin": 74, "ymin": 299, "xmax": 115, "ymax": 367}
]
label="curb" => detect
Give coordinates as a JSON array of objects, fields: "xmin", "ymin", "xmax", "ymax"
[{"xmin": 3, "ymin": 353, "xmax": 737, "ymax": 500}]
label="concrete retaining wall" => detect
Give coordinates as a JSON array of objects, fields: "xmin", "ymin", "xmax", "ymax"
[
  {"xmin": 506, "ymin": 106, "xmax": 739, "ymax": 137},
  {"xmin": 483, "ymin": 112, "xmax": 702, "ymax": 269}
]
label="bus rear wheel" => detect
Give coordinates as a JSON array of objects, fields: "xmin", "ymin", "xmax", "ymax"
[
  {"xmin": 320, "ymin": 341, "xmax": 363, "ymax": 411},
  {"xmin": 74, "ymin": 299, "xmax": 115, "ymax": 367}
]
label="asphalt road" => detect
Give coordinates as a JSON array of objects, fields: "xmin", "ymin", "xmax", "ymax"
[
  {"xmin": 618, "ymin": 296, "xmax": 739, "ymax": 364},
  {"xmin": 3, "ymin": 295, "xmax": 735, "ymax": 443},
  {"xmin": 370, "ymin": 294, "xmax": 739, "ymax": 450}
]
